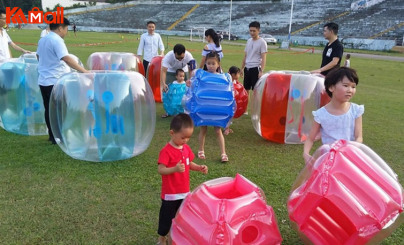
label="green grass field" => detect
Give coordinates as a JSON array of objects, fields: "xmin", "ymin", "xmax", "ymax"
[{"xmin": 1, "ymin": 29, "xmax": 404, "ymax": 244}]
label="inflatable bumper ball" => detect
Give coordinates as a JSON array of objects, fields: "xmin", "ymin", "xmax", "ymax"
[
  {"xmin": 87, "ymin": 52, "xmax": 145, "ymax": 76},
  {"xmin": 171, "ymin": 174, "xmax": 282, "ymax": 245},
  {"xmin": 146, "ymin": 56, "xmax": 163, "ymax": 102},
  {"xmin": 62, "ymin": 54, "xmax": 84, "ymax": 72},
  {"xmin": 288, "ymin": 140, "xmax": 404, "ymax": 245},
  {"xmin": 18, "ymin": 52, "xmax": 38, "ymax": 64},
  {"xmin": 251, "ymin": 71, "xmax": 329, "ymax": 144},
  {"xmin": 0, "ymin": 60, "xmax": 47, "ymax": 135},
  {"xmin": 19, "ymin": 53, "xmax": 83, "ymax": 72},
  {"xmin": 163, "ymin": 82, "xmax": 187, "ymax": 116},
  {"xmin": 184, "ymin": 69, "xmax": 235, "ymax": 128},
  {"xmin": 49, "ymin": 71, "xmax": 156, "ymax": 162},
  {"xmin": 233, "ymin": 80, "xmax": 248, "ymax": 118}
]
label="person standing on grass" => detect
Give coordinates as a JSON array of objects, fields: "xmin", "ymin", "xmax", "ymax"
[
  {"xmin": 303, "ymin": 67, "xmax": 363, "ymax": 163},
  {"xmin": 72, "ymin": 23, "xmax": 77, "ymax": 37},
  {"xmin": 191, "ymin": 52, "xmax": 229, "ymax": 163},
  {"xmin": 161, "ymin": 44, "xmax": 196, "ymax": 118},
  {"xmin": 157, "ymin": 113, "xmax": 208, "ymax": 245},
  {"xmin": 0, "ymin": 9, "xmax": 31, "ymax": 62},
  {"xmin": 199, "ymin": 28, "xmax": 223, "ymax": 69},
  {"xmin": 241, "ymin": 21, "xmax": 267, "ymax": 115},
  {"xmin": 311, "ymin": 22, "xmax": 344, "ymax": 76},
  {"xmin": 37, "ymin": 17, "xmax": 89, "ymax": 144},
  {"xmin": 344, "ymin": 53, "xmax": 351, "ymax": 67},
  {"xmin": 137, "ymin": 20, "xmax": 165, "ymax": 71}
]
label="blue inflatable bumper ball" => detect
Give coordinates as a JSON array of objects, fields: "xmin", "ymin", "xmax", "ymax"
[
  {"xmin": 184, "ymin": 69, "xmax": 235, "ymax": 128},
  {"xmin": 163, "ymin": 83, "xmax": 187, "ymax": 116}
]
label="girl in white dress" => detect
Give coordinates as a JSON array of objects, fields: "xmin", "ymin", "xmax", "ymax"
[{"xmin": 303, "ymin": 67, "xmax": 364, "ymax": 162}]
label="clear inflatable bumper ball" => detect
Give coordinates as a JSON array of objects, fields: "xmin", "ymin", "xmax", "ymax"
[
  {"xmin": 87, "ymin": 52, "xmax": 145, "ymax": 76},
  {"xmin": 171, "ymin": 174, "xmax": 282, "ymax": 245},
  {"xmin": 49, "ymin": 71, "xmax": 156, "ymax": 162},
  {"xmin": 0, "ymin": 59, "xmax": 47, "ymax": 135},
  {"xmin": 288, "ymin": 140, "xmax": 404, "ymax": 244},
  {"xmin": 61, "ymin": 54, "xmax": 84, "ymax": 73},
  {"xmin": 184, "ymin": 69, "xmax": 235, "ymax": 128},
  {"xmin": 251, "ymin": 71, "xmax": 329, "ymax": 144}
]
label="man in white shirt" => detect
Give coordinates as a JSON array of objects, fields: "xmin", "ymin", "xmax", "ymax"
[
  {"xmin": 37, "ymin": 17, "xmax": 88, "ymax": 144},
  {"xmin": 160, "ymin": 44, "xmax": 195, "ymax": 118},
  {"xmin": 0, "ymin": 9, "xmax": 30, "ymax": 62},
  {"xmin": 137, "ymin": 21, "xmax": 165, "ymax": 71}
]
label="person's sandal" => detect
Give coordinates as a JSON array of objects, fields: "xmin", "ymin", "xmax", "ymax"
[
  {"xmin": 161, "ymin": 114, "xmax": 170, "ymax": 118},
  {"xmin": 198, "ymin": 151, "xmax": 206, "ymax": 160},
  {"xmin": 221, "ymin": 154, "xmax": 229, "ymax": 163}
]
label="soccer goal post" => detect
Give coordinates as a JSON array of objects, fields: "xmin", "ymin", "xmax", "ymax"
[{"xmin": 190, "ymin": 27, "xmax": 206, "ymax": 42}]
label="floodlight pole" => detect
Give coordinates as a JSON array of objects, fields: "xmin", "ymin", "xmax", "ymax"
[
  {"xmin": 229, "ymin": 0, "xmax": 232, "ymax": 41},
  {"xmin": 288, "ymin": 0, "xmax": 294, "ymax": 42}
]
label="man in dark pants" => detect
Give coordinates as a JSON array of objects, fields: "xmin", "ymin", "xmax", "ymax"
[
  {"xmin": 311, "ymin": 22, "xmax": 344, "ymax": 76},
  {"xmin": 137, "ymin": 21, "xmax": 165, "ymax": 71},
  {"xmin": 241, "ymin": 21, "xmax": 268, "ymax": 115},
  {"xmin": 37, "ymin": 17, "xmax": 88, "ymax": 144}
]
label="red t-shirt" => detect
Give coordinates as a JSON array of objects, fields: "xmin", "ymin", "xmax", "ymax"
[{"xmin": 158, "ymin": 143, "xmax": 195, "ymax": 200}]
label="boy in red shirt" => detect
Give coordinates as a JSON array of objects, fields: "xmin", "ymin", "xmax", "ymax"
[{"xmin": 157, "ymin": 113, "xmax": 208, "ymax": 245}]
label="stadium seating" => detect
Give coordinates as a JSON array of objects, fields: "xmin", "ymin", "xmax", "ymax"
[{"xmin": 66, "ymin": 0, "xmax": 403, "ymax": 43}]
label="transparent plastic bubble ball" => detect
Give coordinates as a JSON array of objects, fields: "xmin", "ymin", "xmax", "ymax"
[
  {"xmin": 0, "ymin": 59, "xmax": 47, "ymax": 135},
  {"xmin": 87, "ymin": 52, "xmax": 145, "ymax": 75},
  {"xmin": 252, "ymin": 71, "xmax": 329, "ymax": 144},
  {"xmin": 49, "ymin": 71, "xmax": 156, "ymax": 162},
  {"xmin": 61, "ymin": 54, "xmax": 84, "ymax": 72}
]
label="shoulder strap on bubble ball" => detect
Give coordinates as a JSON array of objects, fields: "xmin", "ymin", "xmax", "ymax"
[{"xmin": 330, "ymin": 139, "xmax": 347, "ymax": 152}]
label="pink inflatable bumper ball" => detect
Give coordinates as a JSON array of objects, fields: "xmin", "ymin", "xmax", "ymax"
[
  {"xmin": 251, "ymin": 71, "xmax": 329, "ymax": 144},
  {"xmin": 87, "ymin": 52, "xmax": 145, "ymax": 76},
  {"xmin": 288, "ymin": 140, "xmax": 404, "ymax": 245},
  {"xmin": 171, "ymin": 174, "xmax": 282, "ymax": 245}
]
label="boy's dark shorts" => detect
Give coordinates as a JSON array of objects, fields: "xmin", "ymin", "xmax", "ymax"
[
  {"xmin": 157, "ymin": 199, "xmax": 183, "ymax": 236},
  {"xmin": 243, "ymin": 67, "xmax": 260, "ymax": 90}
]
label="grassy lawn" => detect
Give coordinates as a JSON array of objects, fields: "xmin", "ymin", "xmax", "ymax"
[{"xmin": 1, "ymin": 29, "xmax": 403, "ymax": 244}]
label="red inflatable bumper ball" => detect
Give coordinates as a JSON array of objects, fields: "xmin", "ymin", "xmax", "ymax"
[
  {"xmin": 288, "ymin": 140, "xmax": 404, "ymax": 244},
  {"xmin": 171, "ymin": 174, "xmax": 282, "ymax": 245}
]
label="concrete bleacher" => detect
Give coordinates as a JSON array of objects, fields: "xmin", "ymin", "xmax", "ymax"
[
  {"xmin": 296, "ymin": 0, "xmax": 404, "ymax": 41},
  {"xmin": 66, "ymin": 0, "xmax": 403, "ymax": 47},
  {"xmin": 67, "ymin": 0, "xmax": 350, "ymax": 38}
]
